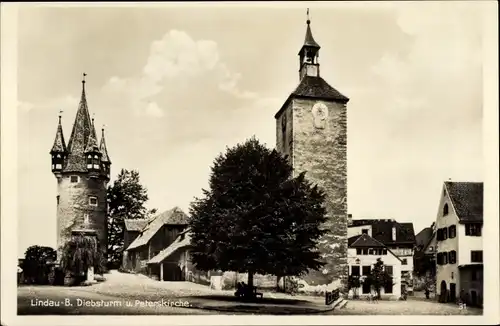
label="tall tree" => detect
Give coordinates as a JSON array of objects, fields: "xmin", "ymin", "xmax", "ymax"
[
  {"xmin": 365, "ymin": 258, "xmax": 393, "ymax": 299},
  {"xmin": 22, "ymin": 245, "xmax": 57, "ymax": 284},
  {"xmin": 107, "ymin": 169, "xmax": 156, "ymax": 269},
  {"xmin": 189, "ymin": 137, "xmax": 328, "ymax": 296}
]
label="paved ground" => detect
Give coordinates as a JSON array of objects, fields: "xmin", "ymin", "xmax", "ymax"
[
  {"xmin": 18, "ymin": 270, "xmax": 483, "ymax": 315},
  {"xmin": 334, "ymin": 297, "xmax": 482, "ymax": 315}
]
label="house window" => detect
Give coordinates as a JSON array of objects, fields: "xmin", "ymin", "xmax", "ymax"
[
  {"xmin": 351, "ymin": 266, "xmax": 360, "ymax": 276},
  {"xmin": 429, "ymin": 246, "xmax": 434, "ymax": 252},
  {"xmin": 442, "ymin": 228, "xmax": 448, "ymax": 240},
  {"xmin": 385, "ymin": 265, "xmax": 393, "ymax": 275},
  {"xmin": 382, "ymin": 248, "xmax": 388, "ymax": 255},
  {"xmin": 368, "ymin": 248, "xmax": 374, "ymax": 255},
  {"xmin": 448, "ymin": 251, "xmax": 457, "ymax": 264},
  {"xmin": 471, "ymin": 270, "xmax": 478, "ymax": 281},
  {"xmin": 70, "ymin": 175, "xmax": 79, "ymax": 183},
  {"xmin": 362, "ymin": 266, "xmax": 371, "ymax": 276},
  {"xmin": 362, "ymin": 229, "xmax": 368, "ymax": 234},
  {"xmin": 443, "ymin": 203, "xmax": 449, "ymax": 216},
  {"xmin": 402, "ymin": 259, "xmax": 408, "ymax": 265},
  {"xmin": 465, "ymin": 223, "xmax": 482, "ymax": 237},
  {"xmin": 443, "ymin": 253, "xmax": 448, "ymax": 264},
  {"xmin": 471, "ymin": 250, "xmax": 483, "ymax": 263},
  {"xmin": 362, "ymin": 248, "xmax": 369, "ymax": 255},
  {"xmin": 448, "ymin": 225, "xmax": 456, "ymax": 238},
  {"xmin": 89, "ymin": 196, "xmax": 98, "ymax": 206},
  {"xmin": 356, "ymin": 248, "xmax": 362, "ymax": 255}
]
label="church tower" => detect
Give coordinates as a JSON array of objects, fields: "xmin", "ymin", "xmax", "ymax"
[
  {"xmin": 50, "ymin": 74, "xmax": 111, "ymax": 259},
  {"xmin": 275, "ymin": 12, "xmax": 349, "ymax": 287}
]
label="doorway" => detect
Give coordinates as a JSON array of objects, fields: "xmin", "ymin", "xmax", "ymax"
[
  {"xmin": 449, "ymin": 283, "xmax": 456, "ymax": 302},
  {"xmin": 440, "ymin": 280, "xmax": 447, "ymax": 302},
  {"xmin": 471, "ymin": 291, "xmax": 477, "ymax": 306}
]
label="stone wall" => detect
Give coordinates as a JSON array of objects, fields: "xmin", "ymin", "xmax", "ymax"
[
  {"xmin": 277, "ymin": 98, "xmax": 348, "ymax": 288},
  {"xmin": 56, "ymin": 172, "xmax": 108, "ymax": 257}
]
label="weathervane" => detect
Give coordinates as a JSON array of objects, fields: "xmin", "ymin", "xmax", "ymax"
[
  {"xmin": 307, "ymin": 8, "xmax": 310, "ymax": 24},
  {"xmin": 82, "ymin": 72, "xmax": 87, "ymax": 84},
  {"xmin": 58, "ymin": 109, "xmax": 63, "ymax": 122}
]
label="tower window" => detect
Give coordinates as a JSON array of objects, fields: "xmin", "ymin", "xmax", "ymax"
[
  {"xmin": 89, "ymin": 196, "xmax": 98, "ymax": 206},
  {"xmin": 84, "ymin": 213, "xmax": 90, "ymax": 224},
  {"xmin": 56, "ymin": 195, "xmax": 60, "ymax": 205},
  {"xmin": 443, "ymin": 203, "xmax": 449, "ymax": 216},
  {"xmin": 57, "ymin": 154, "xmax": 61, "ymax": 158},
  {"xmin": 70, "ymin": 176, "xmax": 79, "ymax": 183},
  {"xmin": 94, "ymin": 155, "xmax": 99, "ymax": 159},
  {"xmin": 470, "ymin": 250, "xmax": 483, "ymax": 263}
]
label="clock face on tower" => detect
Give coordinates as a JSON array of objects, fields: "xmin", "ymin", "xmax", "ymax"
[{"xmin": 311, "ymin": 102, "xmax": 328, "ymax": 129}]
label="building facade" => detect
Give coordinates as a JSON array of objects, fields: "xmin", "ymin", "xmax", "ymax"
[
  {"xmin": 50, "ymin": 76, "xmax": 111, "ymax": 259},
  {"xmin": 348, "ymin": 219, "xmax": 416, "ymax": 293},
  {"xmin": 435, "ymin": 181, "xmax": 483, "ymax": 307},
  {"xmin": 347, "ymin": 234, "xmax": 403, "ymax": 299},
  {"xmin": 275, "ymin": 15, "xmax": 349, "ymax": 288}
]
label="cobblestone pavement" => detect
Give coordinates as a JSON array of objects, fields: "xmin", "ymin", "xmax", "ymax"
[{"xmin": 331, "ymin": 298, "xmax": 482, "ymax": 315}]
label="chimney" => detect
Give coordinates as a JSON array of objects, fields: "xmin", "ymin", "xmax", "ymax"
[
  {"xmin": 348, "ymin": 214, "xmax": 353, "ymax": 226},
  {"xmin": 392, "ymin": 226, "xmax": 396, "ymax": 241}
]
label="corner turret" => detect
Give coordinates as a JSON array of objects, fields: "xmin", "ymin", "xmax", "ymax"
[{"xmin": 50, "ymin": 112, "xmax": 67, "ymax": 175}]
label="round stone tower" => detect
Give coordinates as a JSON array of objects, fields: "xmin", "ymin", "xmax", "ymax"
[{"xmin": 50, "ymin": 74, "xmax": 111, "ymax": 259}]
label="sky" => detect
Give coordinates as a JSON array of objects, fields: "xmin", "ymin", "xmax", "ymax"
[{"xmin": 16, "ymin": 2, "xmax": 484, "ymax": 257}]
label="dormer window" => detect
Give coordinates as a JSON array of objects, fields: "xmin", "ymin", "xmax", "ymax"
[
  {"xmin": 70, "ymin": 175, "xmax": 79, "ymax": 183},
  {"xmin": 443, "ymin": 203, "xmax": 449, "ymax": 216},
  {"xmin": 89, "ymin": 196, "xmax": 98, "ymax": 206}
]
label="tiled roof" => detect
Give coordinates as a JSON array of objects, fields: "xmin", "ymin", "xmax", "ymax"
[
  {"xmin": 349, "ymin": 219, "xmax": 416, "ymax": 245},
  {"xmin": 50, "ymin": 117, "xmax": 67, "ymax": 153},
  {"xmin": 292, "ymin": 76, "xmax": 349, "ymax": 102},
  {"xmin": 124, "ymin": 219, "xmax": 149, "ymax": 232},
  {"xmin": 415, "ymin": 227, "xmax": 433, "ymax": 247},
  {"xmin": 445, "ymin": 182, "xmax": 483, "ymax": 222},
  {"xmin": 126, "ymin": 207, "xmax": 189, "ymax": 251},
  {"xmin": 147, "ymin": 231, "xmax": 191, "ymax": 264},
  {"xmin": 348, "ymin": 234, "xmax": 386, "ymax": 248},
  {"xmin": 99, "ymin": 128, "xmax": 111, "ymax": 163},
  {"xmin": 64, "ymin": 86, "xmax": 93, "ymax": 172},
  {"xmin": 274, "ymin": 76, "xmax": 349, "ymax": 119},
  {"xmin": 84, "ymin": 127, "xmax": 100, "ymax": 153}
]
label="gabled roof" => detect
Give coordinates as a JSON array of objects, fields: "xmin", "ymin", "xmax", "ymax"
[
  {"xmin": 348, "ymin": 234, "xmax": 403, "ymax": 262},
  {"xmin": 445, "ymin": 181, "xmax": 483, "ymax": 222},
  {"xmin": 147, "ymin": 231, "xmax": 191, "ymax": 264},
  {"xmin": 124, "ymin": 219, "xmax": 149, "ymax": 232},
  {"xmin": 415, "ymin": 227, "xmax": 433, "ymax": 248},
  {"xmin": 126, "ymin": 207, "xmax": 189, "ymax": 251},
  {"xmin": 348, "ymin": 219, "xmax": 416, "ymax": 245},
  {"xmin": 348, "ymin": 234, "xmax": 386, "ymax": 248}
]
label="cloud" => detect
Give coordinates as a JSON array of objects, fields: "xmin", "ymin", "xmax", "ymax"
[
  {"xmin": 103, "ymin": 30, "xmax": 258, "ymax": 117},
  {"xmin": 369, "ymin": 3, "xmax": 482, "ymax": 130},
  {"xmin": 17, "ymin": 95, "xmax": 80, "ymax": 114}
]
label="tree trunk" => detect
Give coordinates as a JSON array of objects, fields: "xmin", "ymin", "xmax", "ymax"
[{"xmin": 247, "ymin": 272, "xmax": 254, "ymax": 298}]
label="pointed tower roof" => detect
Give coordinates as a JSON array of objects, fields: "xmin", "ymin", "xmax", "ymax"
[
  {"xmin": 99, "ymin": 127, "xmax": 111, "ymax": 163},
  {"xmin": 65, "ymin": 73, "xmax": 94, "ymax": 172},
  {"xmin": 298, "ymin": 9, "xmax": 320, "ymax": 55},
  {"xmin": 50, "ymin": 114, "xmax": 67, "ymax": 153}
]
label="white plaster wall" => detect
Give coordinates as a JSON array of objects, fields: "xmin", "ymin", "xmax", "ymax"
[
  {"xmin": 435, "ymin": 185, "xmax": 460, "ymax": 296},
  {"xmin": 457, "ymin": 224, "xmax": 483, "ymax": 265},
  {"xmin": 347, "ymin": 248, "xmax": 402, "ymax": 298}
]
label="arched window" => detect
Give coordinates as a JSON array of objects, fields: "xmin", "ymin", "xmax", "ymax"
[
  {"xmin": 443, "ymin": 203, "xmax": 449, "ymax": 216},
  {"xmin": 87, "ymin": 155, "xmax": 93, "ymax": 169}
]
